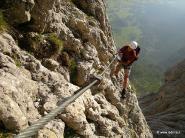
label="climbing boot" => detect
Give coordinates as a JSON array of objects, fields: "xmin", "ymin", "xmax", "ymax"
[{"xmin": 121, "ymin": 89, "xmax": 126, "ymax": 99}]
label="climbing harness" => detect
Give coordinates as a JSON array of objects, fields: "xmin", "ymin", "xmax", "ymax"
[{"xmin": 14, "ymin": 55, "xmax": 117, "ymax": 138}]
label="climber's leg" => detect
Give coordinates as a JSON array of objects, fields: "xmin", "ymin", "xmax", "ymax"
[
  {"xmin": 121, "ymin": 66, "xmax": 131, "ymax": 98},
  {"xmin": 123, "ymin": 68, "xmax": 130, "ymax": 89}
]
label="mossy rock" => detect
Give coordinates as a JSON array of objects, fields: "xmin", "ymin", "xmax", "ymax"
[
  {"xmin": 19, "ymin": 32, "xmax": 43, "ymax": 57},
  {"xmin": 64, "ymin": 126, "xmax": 80, "ymax": 138},
  {"xmin": 19, "ymin": 32, "xmax": 64, "ymax": 59},
  {"xmin": 47, "ymin": 33, "xmax": 63, "ymax": 57},
  {"xmin": 0, "ymin": 132, "xmax": 12, "ymax": 138},
  {"xmin": 13, "ymin": 57, "xmax": 22, "ymax": 67},
  {"xmin": 69, "ymin": 58, "xmax": 78, "ymax": 84},
  {"xmin": 0, "ymin": 128, "xmax": 13, "ymax": 138},
  {"xmin": 0, "ymin": 11, "xmax": 8, "ymax": 32}
]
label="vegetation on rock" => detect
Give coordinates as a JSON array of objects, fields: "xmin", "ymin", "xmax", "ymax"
[
  {"xmin": 0, "ymin": 131, "xmax": 12, "ymax": 138},
  {"xmin": 47, "ymin": 33, "xmax": 64, "ymax": 56},
  {"xmin": 0, "ymin": 11, "xmax": 8, "ymax": 32},
  {"xmin": 69, "ymin": 58, "xmax": 78, "ymax": 84},
  {"xmin": 0, "ymin": 126, "xmax": 12, "ymax": 138},
  {"xmin": 19, "ymin": 33, "xmax": 64, "ymax": 59},
  {"xmin": 12, "ymin": 54, "xmax": 22, "ymax": 67},
  {"xmin": 64, "ymin": 126, "xmax": 80, "ymax": 138}
]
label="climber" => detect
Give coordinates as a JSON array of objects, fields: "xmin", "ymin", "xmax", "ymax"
[{"xmin": 112, "ymin": 41, "xmax": 140, "ymax": 98}]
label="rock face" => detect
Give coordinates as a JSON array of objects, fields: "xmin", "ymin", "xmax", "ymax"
[
  {"xmin": 140, "ymin": 59, "xmax": 185, "ymax": 138},
  {"xmin": 0, "ymin": 0, "xmax": 34, "ymax": 24},
  {"xmin": 0, "ymin": 0, "xmax": 152, "ymax": 137}
]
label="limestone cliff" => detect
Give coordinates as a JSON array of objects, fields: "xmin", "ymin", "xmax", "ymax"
[
  {"xmin": 0, "ymin": 0, "xmax": 152, "ymax": 137},
  {"xmin": 140, "ymin": 59, "xmax": 185, "ymax": 138}
]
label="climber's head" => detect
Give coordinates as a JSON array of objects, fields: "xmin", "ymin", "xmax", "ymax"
[{"xmin": 129, "ymin": 41, "xmax": 138, "ymax": 50}]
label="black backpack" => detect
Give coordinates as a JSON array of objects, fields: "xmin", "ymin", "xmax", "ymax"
[{"xmin": 135, "ymin": 46, "xmax": 140, "ymax": 55}]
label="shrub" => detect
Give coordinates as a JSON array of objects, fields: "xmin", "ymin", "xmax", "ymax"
[
  {"xmin": 69, "ymin": 58, "xmax": 78, "ymax": 84},
  {"xmin": 27, "ymin": 34, "xmax": 43, "ymax": 55},
  {"xmin": 12, "ymin": 53, "xmax": 22, "ymax": 67},
  {"xmin": 47, "ymin": 33, "xmax": 63, "ymax": 56},
  {"xmin": 0, "ymin": 131, "xmax": 12, "ymax": 138},
  {"xmin": 18, "ymin": 33, "xmax": 43, "ymax": 55},
  {"xmin": 0, "ymin": 127, "xmax": 12, "ymax": 138},
  {"xmin": 0, "ymin": 11, "xmax": 8, "ymax": 32},
  {"xmin": 64, "ymin": 126, "xmax": 80, "ymax": 138},
  {"xmin": 19, "ymin": 33, "xmax": 63, "ymax": 59},
  {"xmin": 33, "ymin": 33, "xmax": 43, "ymax": 43},
  {"xmin": 14, "ymin": 58, "xmax": 21, "ymax": 67}
]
